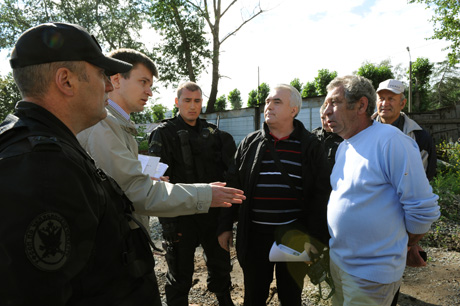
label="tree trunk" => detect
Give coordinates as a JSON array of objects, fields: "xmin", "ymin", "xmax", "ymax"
[{"xmin": 171, "ymin": 4, "xmax": 197, "ymax": 82}]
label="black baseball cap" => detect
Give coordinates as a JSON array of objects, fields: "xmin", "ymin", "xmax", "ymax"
[{"xmin": 9, "ymin": 22, "xmax": 132, "ymax": 75}]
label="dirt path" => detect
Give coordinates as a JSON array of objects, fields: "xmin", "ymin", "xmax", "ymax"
[{"xmin": 153, "ymin": 246, "xmax": 460, "ymax": 306}]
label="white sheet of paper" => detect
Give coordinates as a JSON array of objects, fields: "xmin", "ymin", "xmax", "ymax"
[
  {"xmin": 269, "ymin": 242, "xmax": 310, "ymax": 262},
  {"xmin": 138, "ymin": 154, "xmax": 160, "ymax": 177},
  {"xmin": 155, "ymin": 162, "xmax": 169, "ymax": 178}
]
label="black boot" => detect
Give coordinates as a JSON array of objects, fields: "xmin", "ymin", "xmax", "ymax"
[{"xmin": 216, "ymin": 291, "xmax": 235, "ymax": 306}]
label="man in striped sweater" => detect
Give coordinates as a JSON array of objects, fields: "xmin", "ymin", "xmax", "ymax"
[{"xmin": 218, "ymin": 84, "xmax": 331, "ymax": 306}]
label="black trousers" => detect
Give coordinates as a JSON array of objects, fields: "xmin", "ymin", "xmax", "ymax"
[
  {"xmin": 163, "ymin": 213, "xmax": 232, "ymax": 306},
  {"xmin": 239, "ymin": 231, "xmax": 308, "ymax": 306}
]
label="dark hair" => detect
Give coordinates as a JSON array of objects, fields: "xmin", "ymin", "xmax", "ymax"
[
  {"xmin": 176, "ymin": 81, "xmax": 202, "ymax": 99},
  {"xmin": 108, "ymin": 48, "xmax": 158, "ymax": 79}
]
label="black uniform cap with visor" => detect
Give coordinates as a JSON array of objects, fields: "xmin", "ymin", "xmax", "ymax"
[{"xmin": 9, "ymin": 22, "xmax": 132, "ymax": 76}]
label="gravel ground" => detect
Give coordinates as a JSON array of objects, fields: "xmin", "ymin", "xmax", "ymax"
[{"xmin": 149, "ymin": 217, "xmax": 460, "ymax": 306}]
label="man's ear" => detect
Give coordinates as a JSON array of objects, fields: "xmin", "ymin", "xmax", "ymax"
[
  {"xmin": 55, "ymin": 67, "xmax": 75, "ymax": 97},
  {"xmin": 175, "ymin": 97, "xmax": 179, "ymax": 108},
  {"xmin": 357, "ymin": 96, "xmax": 369, "ymax": 115},
  {"xmin": 400, "ymin": 98, "xmax": 407, "ymax": 108},
  {"xmin": 110, "ymin": 73, "xmax": 122, "ymax": 89},
  {"xmin": 291, "ymin": 106, "xmax": 298, "ymax": 117}
]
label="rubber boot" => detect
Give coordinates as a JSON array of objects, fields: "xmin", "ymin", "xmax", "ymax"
[{"xmin": 216, "ymin": 291, "xmax": 235, "ymax": 306}]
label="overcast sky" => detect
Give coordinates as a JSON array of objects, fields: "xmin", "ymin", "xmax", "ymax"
[{"xmin": 0, "ymin": 0, "xmax": 450, "ymax": 110}]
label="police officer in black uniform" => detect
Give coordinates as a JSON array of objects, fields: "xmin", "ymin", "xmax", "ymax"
[
  {"xmin": 311, "ymin": 104, "xmax": 343, "ymax": 170},
  {"xmin": 0, "ymin": 23, "xmax": 161, "ymax": 305},
  {"xmin": 149, "ymin": 82, "xmax": 236, "ymax": 306}
]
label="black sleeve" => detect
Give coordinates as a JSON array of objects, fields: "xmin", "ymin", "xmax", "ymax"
[
  {"xmin": 304, "ymin": 136, "xmax": 332, "ymax": 246},
  {"xmin": 414, "ymin": 129, "xmax": 437, "ymax": 181},
  {"xmin": 0, "ymin": 149, "xmax": 100, "ymax": 305}
]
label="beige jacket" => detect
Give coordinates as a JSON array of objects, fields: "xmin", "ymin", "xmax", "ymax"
[{"xmin": 77, "ymin": 105, "xmax": 211, "ymax": 229}]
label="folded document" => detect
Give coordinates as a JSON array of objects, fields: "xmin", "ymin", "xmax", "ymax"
[
  {"xmin": 138, "ymin": 154, "xmax": 168, "ymax": 179},
  {"xmin": 269, "ymin": 242, "xmax": 310, "ymax": 262}
]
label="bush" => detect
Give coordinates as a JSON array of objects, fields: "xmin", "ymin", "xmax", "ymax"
[{"xmin": 425, "ymin": 141, "xmax": 460, "ymax": 251}]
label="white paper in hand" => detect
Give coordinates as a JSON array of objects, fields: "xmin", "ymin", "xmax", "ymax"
[
  {"xmin": 138, "ymin": 154, "xmax": 168, "ymax": 179},
  {"xmin": 269, "ymin": 242, "xmax": 310, "ymax": 262}
]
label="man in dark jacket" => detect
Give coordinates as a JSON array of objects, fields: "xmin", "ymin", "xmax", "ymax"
[
  {"xmin": 312, "ymin": 103, "xmax": 343, "ymax": 170},
  {"xmin": 148, "ymin": 82, "xmax": 236, "ymax": 306},
  {"xmin": 0, "ymin": 22, "xmax": 161, "ymax": 305},
  {"xmin": 218, "ymin": 84, "xmax": 331, "ymax": 306}
]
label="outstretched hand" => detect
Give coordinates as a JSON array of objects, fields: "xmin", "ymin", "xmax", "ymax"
[{"xmin": 210, "ymin": 182, "xmax": 245, "ymax": 207}]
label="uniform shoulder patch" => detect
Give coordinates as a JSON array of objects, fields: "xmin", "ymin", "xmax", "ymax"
[{"xmin": 24, "ymin": 212, "xmax": 71, "ymax": 271}]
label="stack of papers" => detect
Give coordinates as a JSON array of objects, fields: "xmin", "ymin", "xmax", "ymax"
[
  {"xmin": 269, "ymin": 242, "xmax": 310, "ymax": 262},
  {"xmin": 138, "ymin": 154, "xmax": 168, "ymax": 179}
]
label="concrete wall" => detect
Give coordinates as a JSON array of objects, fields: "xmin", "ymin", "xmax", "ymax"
[{"xmin": 200, "ymin": 96, "xmax": 326, "ymax": 145}]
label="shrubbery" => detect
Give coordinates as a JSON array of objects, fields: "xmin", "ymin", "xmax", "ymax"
[{"xmin": 425, "ymin": 141, "xmax": 460, "ymax": 251}]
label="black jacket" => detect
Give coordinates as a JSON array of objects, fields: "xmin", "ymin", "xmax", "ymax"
[
  {"xmin": 0, "ymin": 102, "xmax": 157, "ymax": 305},
  {"xmin": 311, "ymin": 126, "xmax": 343, "ymax": 170},
  {"xmin": 149, "ymin": 115, "xmax": 237, "ymax": 225},
  {"xmin": 220, "ymin": 120, "xmax": 331, "ymax": 264}
]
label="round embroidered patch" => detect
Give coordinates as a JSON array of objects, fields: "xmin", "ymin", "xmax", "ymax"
[{"xmin": 24, "ymin": 212, "xmax": 71, "ymax": 271}]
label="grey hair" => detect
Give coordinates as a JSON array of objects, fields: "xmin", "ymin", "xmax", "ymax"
[
  {"xmin": 326, "ymin": 75, "xmax": 376, "ymax": 117},
  {"xmin": 13, "ymin": 61, "xmax": 88, "ymax": 99},
  {"xmin": 273, "ymin": 84, "xmax": 302, "ymax": 117},
  {"xmin": 400, "ymin": 93, "xmax": 406, "ymax": 102}
]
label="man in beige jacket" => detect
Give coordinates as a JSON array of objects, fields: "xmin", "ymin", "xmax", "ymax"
[{"xmin": 77, "ymin": 48, "xmax": 245, "ymax": 230}]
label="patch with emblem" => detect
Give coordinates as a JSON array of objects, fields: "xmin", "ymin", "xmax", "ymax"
[{"xmin": 24, "ymin": 212, "xmax": 71, "ymax": 271}]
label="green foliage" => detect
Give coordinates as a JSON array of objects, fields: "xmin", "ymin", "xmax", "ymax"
[
  {"xmin": 148, "ymin": 0, "xmax": 211, "ymax": 87},
  {"xmin": 429, "ymin": 60, "xmax": 460, "ymax": 108},
  {"xmin": 301, "ymin": 81, "xmax": 317, "ymax": 98},
  {"xmin": 411, "ymin": 57, "xmax": 434, "ymax": 111},
  {"xmin": 314, "ymin": 69, "xmax": 337, "ymax": 96},
  {"xmin": 356, "ymin": 61, "xmax": 395, "ymax": 90},
  {"xmin": 247, "ymin": 83, "xmax": 270, "ymax": 108},
  {"xmin": 130, "ymin": 103, "xmax": 168, "ymax": 124},
  {"xmin": 172, "ymin": 106, "xmax": 179, "ymax": 117},
  {"xmin": 257, "ymin": 83, "xmax": 270, "ymax": 106},
  {"xmin": 425, "ymin": 141, "xmax": 460, "ymax": 251},
  {"xmin": 0, "ymin": 73, "xmax": 21, "ymax": 121},
  {"xmin": 0, "ymin": 0, "xmax": 211, "ymax": 90},
  {"xmin": 227, "ymin": 88, "xmax": 242, "ymax": 110},
  {"xmin": 290, "ymin": 78, "xmax": 303, "ymax": 93},
  {"xmin": 0, "ymin": 0, "xmax": 146, "ymax": 52},
  {"xmin": 409, "ymin": 0, "xmax": 460, "ymax": 65},
  {"xmin": 247, "ymin": 89, "xmax": 258, "ymax": 107},
  {"xmin": 214, "ymin": 95, "xmax": 226, "ymax": 111}
]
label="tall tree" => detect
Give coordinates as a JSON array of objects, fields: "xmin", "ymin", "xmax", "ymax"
[
  {"xmin": 0, "ymin": 0, "xmax": 212, "ymax": 90},
  {"xmin": 411, "ymin": 57, "xmax": 434, "ymax": 111},
  {"xmin": 185, "ymin": 0, "xmax": 264, "ymax": 113},
  {"xmin": 247, "ymin": 89, "xmax": 258, "ymax": 107},
  {"xmin": 429, "ymin": 60, "xmax": 460, "ymax": 108},
  {"xmin": 0, "ymin": 0, "xmax": 146, "ymax": 52},
  {"xmin": 0, "ymin": 73, "xmax": 21, "ymax": 121},
  {"xmin": 290, "ymin": 78, "xmax": 303, "ymax": 93},
  {"xmin": 314, "ymin": 69, "xmax": 337, "ymax": 96},
  {"xmin": 148, "ymin": 0, "xmax": 212, "ymax": 87},
  {"xmin": 409, "ymin": 0, "xmax": 460, "ymax": 65},
  {"xmin": 301, "ymin": 81, "xmax": 317, "ymax": 98},
  {"xmin": 257, "ymin": 82, "xmax": 270, "ymax": 106},
  {"xmin": 356, "ymin": 61, "xmax": 395, "ymax": 90},
  {"xmin": 214, "ymin": 94, "xmax": 227, "ymax": 111},
  {"xmin": 228, "ymin": 88, "xmax": 242, "ymax": 109}
]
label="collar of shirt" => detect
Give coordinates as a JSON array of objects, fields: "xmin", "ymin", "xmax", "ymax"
[{"xmin": 108, "ymin": 99, "xmax": 130, "ymax": 121}]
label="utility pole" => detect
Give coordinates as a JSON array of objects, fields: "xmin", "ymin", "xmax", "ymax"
[{"xmin": 407, "ymin": 46, "xmax": 412, "ymax": 113}]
